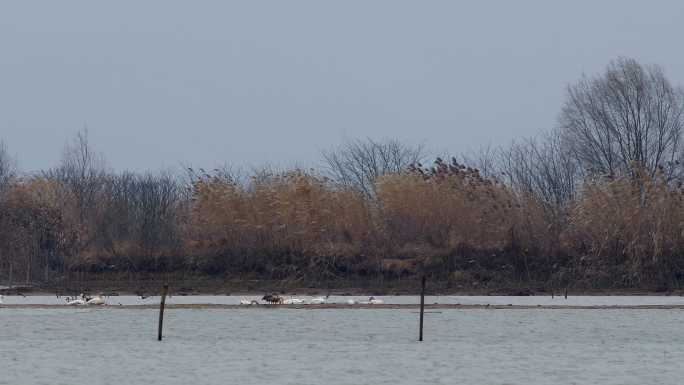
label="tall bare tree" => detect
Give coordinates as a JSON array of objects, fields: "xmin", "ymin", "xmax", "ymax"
[
  {"xmin": 0, "ymin": 140, "xmax": 16, "ymax": 197},
  {"xmin": 46, "ymin": 128, "xmax": 108, "ymax": 223},
  {"xmin": 322, "ymin": 138, "xmax": 425, "ymax": 197},
  {"xmin": 499, "ymin": 130, "xmax": 579, "ymax": 206},
  {"xmin": 0, "ymin": 140, "xmax": 15, "ymax": 284},
  {"xmin": 560, "ymin": 57, "xmax": 684, "ymax": 180},
  {"xmin": 459, "ymin": 143, "xmax": 498, "ymax": 178}
]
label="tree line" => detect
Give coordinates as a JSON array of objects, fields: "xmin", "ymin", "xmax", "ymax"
[{"xmin": 2, "ymin": 57, "xmax": 684, "ymax": 290}]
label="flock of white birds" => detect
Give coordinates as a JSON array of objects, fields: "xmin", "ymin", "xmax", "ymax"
[
  {"xmin": 239, "ymin": 296, "xmax": 385, "ymax": 306},
  {"xmin": 0, "ymin": 293, "xmax": 386, "ymax": 306},
  {"xmin": 64, "ymin": 293, "xmax": 106, "ymax": 306}
]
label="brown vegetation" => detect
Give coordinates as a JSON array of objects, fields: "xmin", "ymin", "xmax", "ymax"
[{"xmin": 2, "ymin": 57, "xmax": 684, "ymax": 292}]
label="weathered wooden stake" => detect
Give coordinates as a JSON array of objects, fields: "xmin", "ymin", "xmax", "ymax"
[
  {"xmin": 158, "ymin": 284, "xmax": 168, "ymax": 341},
  {"xmin": 564, "ymin": 287, "xmax": 568, "ymax": 299},
  {"xmin": 419, "ymin": 275, "xmax": 426, "ymax": 342}
]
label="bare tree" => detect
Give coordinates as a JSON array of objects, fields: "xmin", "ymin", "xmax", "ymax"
[
  {"xmin": 322, "ymin": 138, "xmax": 426, "ymax": 196},
  {"xmin": 46, "ymin": 128, "xmax": 108, "ymax": 223},
  {"xmin": 499, "ymin": 131, "xmax": 579, "ymax": 206},
  {"xmin": 135, "ymin": 172, "xmax": 181, "ymax": 252},
  {"xmin": 560, "ymin": 57, "xmax": 684, "ymax": 179},
  {"xmin": 0, "ymin": 141, "xmax": 17, "ymax": 285},
  {"xmin": 459, "ymin": 143, "xmax": 498, "ymax": 178},
  {"xmin": 0, "ymin": 140, "xmax": 16, "ymax": 197}
]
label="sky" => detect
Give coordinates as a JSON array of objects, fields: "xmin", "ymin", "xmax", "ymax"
[{"xmin": 1, "ymin": 1, "xmax": 684, "ymax": 172}]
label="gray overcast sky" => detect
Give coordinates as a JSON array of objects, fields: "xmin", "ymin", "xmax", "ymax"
[{"xmin": 2, "ymin": 1, "xmax": 684, "ymax": 172}]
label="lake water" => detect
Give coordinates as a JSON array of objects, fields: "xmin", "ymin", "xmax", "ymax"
[{"xmin": 2, "ymin": 308, "xmax": 684, "ymax": 385}]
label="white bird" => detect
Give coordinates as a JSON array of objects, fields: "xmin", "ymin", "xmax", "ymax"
[
  {"xmin": 309, "ymin": 295, "xmax": 329, "ymax": 305},
  {"xmin": 239, "ymin": 298, "xmax": 259, "ymax": 305},
  {"xmin": 65, "ymin": 293, "xmax": 87, "ymax": 305},
  {"xmin": 283, "ymin": 298, "xmax": 305, "ymax": 305},
  {"xmin": 86, "ymin": 294, "xmax": 106, "ymax": 306},
  {"xmin": 345, "ymin": 299, "xmax": 357, "ymax": 305}
]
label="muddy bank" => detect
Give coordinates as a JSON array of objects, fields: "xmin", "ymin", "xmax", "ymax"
[
  {"xmin": 3, "ymin": 274, "xmax": 684, "ymax": 297},
  {"xmin": 5, "ymin": 303, "xmax": 684, "ymax": 310},
  {"xmin": 3, "ymin": 284, "xmax": 684, "ymax": 298}
]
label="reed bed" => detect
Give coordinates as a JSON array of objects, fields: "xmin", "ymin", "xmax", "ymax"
[{"xmin": 2, "ymin": 161, "xmax": 684, "ymax": 290}]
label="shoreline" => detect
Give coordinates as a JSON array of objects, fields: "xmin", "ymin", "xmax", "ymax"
[
  {"xmin": 3, "ymin": 284, "xmax": 684, "ymax": 297},
  {"xmin": 4, "ymin": 303, "xmax": 684, "ymax": 310},
  {"xmin": 3, "ymin": 290, "xmax": 684, "ymax": 297}
]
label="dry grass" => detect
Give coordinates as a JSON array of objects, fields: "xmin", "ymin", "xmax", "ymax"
[
  {"xmin": 376, "ymin": 161, "xmax": 515, "ymax": 253},
  {"xmin": 4, "ymin": 162, "xmax": 684, "ymax": 289},
  {"xmin": 568, "ymin": 170, "xmax": 684, "ymax": 285},
  {"xmin": 186, "ymin": 170, "xmax": 374, "ymax": 276}
]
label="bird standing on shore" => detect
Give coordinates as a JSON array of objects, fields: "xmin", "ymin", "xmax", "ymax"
[
  {"xmin": 66, "ymin": 296, "xmax": 86, "ymax": 306},
  {"xmin": 262, "ymin": 294, "xmax": 283, "ymax": 304},
  {"xmin": 86, "ymin": 294, "xmax": 106, "ymax": 305},
  {"xmin": 309, "ymin": 295, "xmax": 330, "ymax": 304},
  {"xmin": 284, "ymin": 297, "xmax": 305, "ymax": 305},
  {"xmin": 240, "ymin": 298, "xmax": 259, "ymax": 305}
]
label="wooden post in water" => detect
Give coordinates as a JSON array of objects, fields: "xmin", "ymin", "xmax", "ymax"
[
  {"xmin": 419, "ymin": 275, "xmax": 426, "ymax": 342},
  {"xmin": 564, "ymin": 287, "xmax": 568, "ymax": 299},
  {"xmin": 158, "ymin": 284, "xmax": 168, "ymax": 341}
]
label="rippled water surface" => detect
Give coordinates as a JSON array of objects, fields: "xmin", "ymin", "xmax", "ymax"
[{"xmin": 2, "ymin": 308, "xmax": 684, "ymax": 385}]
